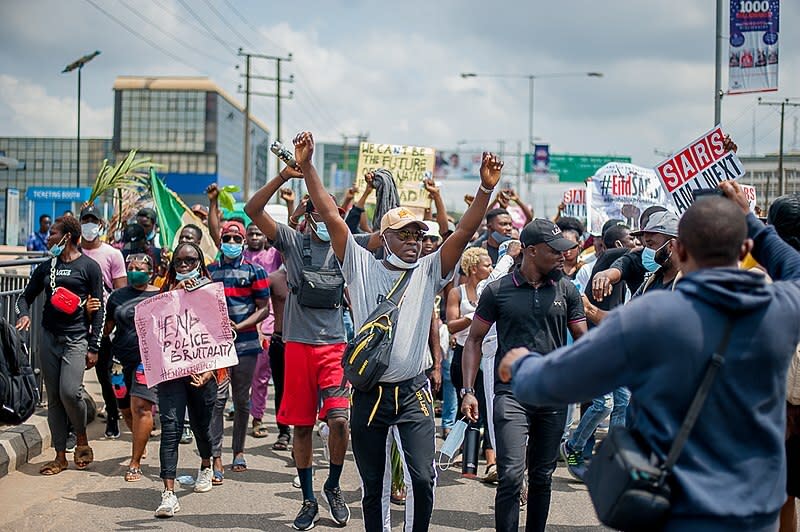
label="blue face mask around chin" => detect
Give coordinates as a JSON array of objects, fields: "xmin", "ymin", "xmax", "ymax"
[
  {"xmin": 147, "ymin": 229, "xmax": 156, "ymax": 241},
  {"xmin": 175, "ymin": 267, "xmax": 200, "ymax": 281},
  {"xmin": 311, "ymin": 219, "xmax": 331, "ymax": 242},
  {"xmin": 221, "ymin": 242, "xmax": 244, "ymax": 259}
]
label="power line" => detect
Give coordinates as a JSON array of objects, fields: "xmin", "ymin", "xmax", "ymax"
[
  {"xmin": 221, "ymin": 0, "xmax": 290, "ymax": 56},
  {"xmin": 115, "ymin": 0, "xmax": 231, "ymax": 67},
  {"xmin": 83, "ymin": 0, "xmax": 199, "ymax": 71},
  {"xmin": 175, "ymin": 0, "xmax": 237, "ymax": 56},
  {"xmin": 150, "ymin": 0, "xmax": 233, "ymax": 49},
  {"xmin": 201, "ymin": 0, "xmax": 257, "ymax": 50}
]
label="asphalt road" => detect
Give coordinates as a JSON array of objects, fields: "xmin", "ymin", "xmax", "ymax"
[{"xmin": 0, "ymin": 379, "xmax": 606, "ymax": 531}]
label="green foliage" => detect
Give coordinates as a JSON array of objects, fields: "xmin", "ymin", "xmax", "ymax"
[
  {"xmin": 218, "ymin": 185, "xmax": 240, "ymax": 211},
  {"xmin": 88, "ymin": 150, "xmax": 160, "ymax": 203}
]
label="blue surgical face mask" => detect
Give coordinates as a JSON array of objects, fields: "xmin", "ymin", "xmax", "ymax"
[
  {"xmin": 310, "ymin": 218, "xmax": 330, "ymax": 242},
  {"xmin": 438, "ymin": 418, "xmax": 468, "ymax": 470},
  {"xmin": 642, "ymin": 240, "xmax": 671, "ymax": 273},
  {"xmin": 175, "ymin": 267, "xmax": 200, "ymax": 281},
  {"xmin": 50, "ymin": 236, "xmax": 67, "ymax": 257},
  {"xmin": 221, "ymin": 242, "xmax": 244, "ymax": 259},
  {"xmin": 382, "ymin": 236, "xmax": 419, "ymax": 270},
  {"xmin": 147, "ymin": 229, "xmax": 156, "ymax": 241}
]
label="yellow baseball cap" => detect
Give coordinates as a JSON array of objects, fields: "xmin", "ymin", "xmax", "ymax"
[{"xmin": 379, "ymin": 207, "xmax": 427, "ymax": 234}]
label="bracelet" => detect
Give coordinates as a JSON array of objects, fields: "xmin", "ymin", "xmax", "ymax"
[
  {"xmin": 479, "ymin": 183, "xmax": 494, "ymax": 194},
  {"xmin": 288, "ymin": 216, "xmax": 300, "ymax": 225},
  {"xmin": 279, "ymin": 172, "xmax": 290, "ymax": 182}
]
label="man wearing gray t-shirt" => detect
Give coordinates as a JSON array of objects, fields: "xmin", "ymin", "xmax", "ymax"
[{"xmin": 291, "ymin": 131, "xmax": 504, "ymax": 532}]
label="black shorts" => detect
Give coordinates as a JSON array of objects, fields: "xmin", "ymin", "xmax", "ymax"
[{"xmin": 116, "ymin": 363, "xmax": 157, "ymax": 410}]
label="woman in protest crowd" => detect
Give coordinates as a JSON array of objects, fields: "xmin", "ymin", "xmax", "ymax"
[
  {"xmin": 102, "ymin": 253, "xmax": 160, "ymax": 482},
  {"xmin": 15, "ymin": 215, "xmax": 105, "ymax": 474},
  {"xmin": 446, "ymin": 246, "xmax": 497, "ymax": 481},
  {"xmin": 154, "ymin": 242, "xmax": 219, "ymax": 518}
]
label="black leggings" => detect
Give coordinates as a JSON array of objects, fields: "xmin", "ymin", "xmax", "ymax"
[
  {"xmin": 450, "ymin": 344, "xmax": 492, "ymax": 451},
  {"xmin": 268, "ymin": 333, "xmax": 289, "ymax": 435}
]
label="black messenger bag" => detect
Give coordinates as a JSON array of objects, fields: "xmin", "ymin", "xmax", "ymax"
[
  {"xmin": 294, "ymin": 235, "xmax": 345, "ymax": 309},
  {"xmin": 585, "ymin": 321, "xmax": 733, "ymax": 531}
]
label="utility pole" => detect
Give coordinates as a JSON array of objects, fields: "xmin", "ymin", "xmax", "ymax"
[
  {"xmin": 238, "ymin": 50, "xmax": 294, "ymax": 197},
  {"xmin": 758, "ymin": 98, "xmax": 800, "ymax": 202},
  {"xmin": 714, "ymin": 0, "xmax": 724, "ymax": 125}
]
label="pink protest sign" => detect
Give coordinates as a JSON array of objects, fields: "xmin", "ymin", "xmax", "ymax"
[{"xmin": 134, "ymin": 282, "xmax": 237, "ymax": 387}]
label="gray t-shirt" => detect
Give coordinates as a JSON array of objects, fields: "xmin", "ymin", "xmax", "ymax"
[
  {"xmin": 272, "ymin": 223, "xmax": 346, "ymax": 345},
  {"xmin": 341, "ymin": 233, "xmax": 452, "ymax": 382}
]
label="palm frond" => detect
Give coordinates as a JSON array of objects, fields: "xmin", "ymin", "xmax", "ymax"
[{"xmin": 88, "ymin": 150, "xmax": 162, "ymax": 203}]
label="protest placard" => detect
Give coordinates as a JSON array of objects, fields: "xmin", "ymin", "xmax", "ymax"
[
  {"xmin": 586, "ymin": 163, "xmax": 672, "ymax": 234},
  {"xmin": 356, "ymin": 142, "xmax": 435, "ymax": 208},
  {"xmin": 740, "ymin": 183, "xmax": 758, "ymax": 212},
  {"xmin": 134, "ymin": 282, "xmax": 238, "ymax": 387},
  {"xmin": 655, "ymin": 126, "xmax": 746, "ymax": 214},
  {"xmin": 561, "ymin": 188, "xmax": 587, "ymax": 223}
]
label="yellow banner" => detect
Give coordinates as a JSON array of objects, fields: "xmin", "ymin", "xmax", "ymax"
[{"xmin": 355, "ymin": 142, "xmax": 435, "ymax": 208}]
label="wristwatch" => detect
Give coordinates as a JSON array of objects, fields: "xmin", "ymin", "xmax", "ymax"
[{"xmin": 459, "ymin": 387, "xmax": 476, "ymax": 399}]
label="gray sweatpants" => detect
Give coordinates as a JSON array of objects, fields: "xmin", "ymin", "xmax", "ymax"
[
  {"xmin": 40, "ymin": 329, "xmax": 88, "ymax": 452},
  {"xmin": 211, "ymin": 355, "xmax": 258, "ymax": 457}
]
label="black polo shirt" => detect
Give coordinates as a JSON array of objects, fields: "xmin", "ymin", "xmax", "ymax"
[{"xmin": 475, "ymin": 267, "xmax": 585, "ymax": 394}]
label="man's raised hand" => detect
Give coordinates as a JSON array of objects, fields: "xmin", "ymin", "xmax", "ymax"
[
  {"xmin": 293, "ymin": 131, "xmax": 314, "ymax": 165},
  {"xmin": 279, "ymin": 187, "xmax": 296, "ymax": 204},
  {"xmin": 480, "ymin": 152, "xmax": 504, "ymax": 190}
]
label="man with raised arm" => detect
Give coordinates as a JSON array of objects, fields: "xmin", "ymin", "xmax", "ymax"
[{"xmin": 290, "ymin": 131, "xmax": 503, "ymax": 532}]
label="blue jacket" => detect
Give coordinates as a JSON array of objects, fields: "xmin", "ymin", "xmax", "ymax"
[{"xmin": 511, "ymin": 213, "xmax": 800, "ymax": 522}]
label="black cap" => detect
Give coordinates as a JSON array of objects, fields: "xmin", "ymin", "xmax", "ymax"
[
  {"xmin": 123, "ymin": 223, "xmax": 146, "ymax": 243},
  {"xmin": 136, "ymin": 207, "xmax": 157, "ymax": 223},
  {"xmin": 79, "ymin": 204, "xmax": 102, "ymax": 221},
  {"xmin": 520, "ymin": 219, "xmax": 579, "ymax": 252}
]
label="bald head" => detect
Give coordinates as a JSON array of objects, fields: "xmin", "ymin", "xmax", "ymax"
[{"xmin": 678, "ymin": 197, "xmax": 747, "ymax": 268}]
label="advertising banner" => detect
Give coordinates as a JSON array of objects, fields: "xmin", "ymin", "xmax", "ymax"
[
  {"xmin": 654, "ymin": 126, "xmax": 745, "ymax": 214},
  {"xmin": 586, "ymin": 163, "xmax": 671, "ymax": 234},
  {"xmin": 729, "ymin": 0, "xmax": 779, "ymax": 94},
  {"xmin": 356, "ymin": 142, "xmax": 435, "ymax": 208},
  {"xmin": 135, "ymin": 282, "xmax": 238, "ymax": 387}
]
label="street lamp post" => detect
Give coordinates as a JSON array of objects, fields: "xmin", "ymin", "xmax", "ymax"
[
  {"xmin": 62, "ymin": 51, "xmax": 101, "ymax": 189},
  {"xmin": 460, "ymin": 71, "xmax": 603, "ymax": 152}
]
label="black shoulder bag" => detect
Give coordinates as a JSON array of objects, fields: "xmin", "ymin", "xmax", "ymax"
[
  {"xmin": 293, "ymin": 235, "xmax": 345, "ymax": 309},
  {"xmin": 0, "ymin": 318, "xmax": 39, "ymax": 425},
  {"xmin": 342, "ymin": 271, "xmax": 412, "ymax": 392},
  {"xmin": 585, "ymin": 321, "xmax": 734, "ymax": 531}
]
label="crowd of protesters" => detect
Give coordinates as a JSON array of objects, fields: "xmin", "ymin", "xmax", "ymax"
[{"xmin": 13, "ymin": 132, "xmax": 800, "ymax": 532}]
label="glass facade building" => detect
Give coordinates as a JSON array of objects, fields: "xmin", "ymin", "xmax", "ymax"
[{"xmin": 112, "ymin": 77, "xmax": 270, "ymax": 206}]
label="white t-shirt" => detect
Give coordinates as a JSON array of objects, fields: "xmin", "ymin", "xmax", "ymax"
[{"xmin": 341, "ymin": 233, "xmax": 452, "ymax": 382}]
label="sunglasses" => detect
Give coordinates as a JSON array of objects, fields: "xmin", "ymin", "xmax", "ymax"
[
  {"xmin": 173, "ymin": 257, "xmax": 200, "ymax": 267},
  {"xmin": 125, "ymin": 253, "xmax": 151, "ymax": 265},
  {"xmin": 222, "ymin": 235, "xmax": 244, "ymax": 244},
  {"xmin": 392, "ymin": 229, "xmax": 424, "ymax": 242}
]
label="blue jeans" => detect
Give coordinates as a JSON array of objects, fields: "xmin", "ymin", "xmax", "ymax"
[
  {"xmin": 440, "ymin": 351, "xmax": 457, "ymax": 431},
  {"xmin": 611, "ymin": 386, "xmax": 631, "ymax": 428},
  {"xmin": 568, "ymin": 393, "xmax": 612, "ymax": 454}
]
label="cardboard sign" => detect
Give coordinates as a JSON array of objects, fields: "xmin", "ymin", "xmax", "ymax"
[
  {"xmin": 655, "ymin": 126, "xmax": 746, "ymax": 214},
  {"xmin": 740, "ymin": 183, "xmax": 758, "ymax": 212},
  {"xmin": 135, "ymin": 282, "xmax": 238, "ymax": 387},
  {"xmin": 586, "ymin": 163, "xmax": 671, "ymax": 234},
  {"xmin": 561, "ymin": 188, "xmax": 587, "ymax": 223},
  {"xmin": 355, "ymin": 142, "xmax": 435, "ymax": 208}
]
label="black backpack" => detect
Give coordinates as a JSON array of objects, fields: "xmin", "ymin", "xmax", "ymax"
[
  {"xmin": 0, "ymin": 318, "xmax": 39, "ymax": 424},
  {"xmin": 342, "ymin": 271, "xmax": 412, "ymax": 392}
]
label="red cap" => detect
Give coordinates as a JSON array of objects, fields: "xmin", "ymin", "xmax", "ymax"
[{"xmin": 221, "ymin": 220, "xmax": 246, "ymax": 237}]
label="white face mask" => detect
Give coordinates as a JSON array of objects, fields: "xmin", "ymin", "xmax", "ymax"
[
  {"xmin": 383, "ymin": 236, "xmax": 419, "ymax": 270},
  {"xmin": 438, "ymin": 418, "xmax": 469, "ymax": 471},
  {"xmin": 81, "ymin": 222, "xmax": 101, "ymax": 242}
]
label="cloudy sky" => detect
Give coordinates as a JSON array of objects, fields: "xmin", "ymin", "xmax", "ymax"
[{"xmin": 1, "ymin": 0, "xmax": 798, "ymax": 169}]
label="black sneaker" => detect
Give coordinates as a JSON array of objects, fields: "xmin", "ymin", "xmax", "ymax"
[
  {"xmin": 322, "ymin": 485, "xmax": 350, "ymax": 526},
  {"xmin": 105, "ymin": 417, "xmax": 121, "ymax": 439},
  {"xmin": 65, "ymin": 432, "xmax": 77, "ymax": 453},
  {"xmin": 292, "ymin": 499, "xmax": 319, "ymax": 530}
]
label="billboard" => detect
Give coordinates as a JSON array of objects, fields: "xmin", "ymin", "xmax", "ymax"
[{"xmin": 728, "ymin": 0, "xmax": 779, "ymax": 94}]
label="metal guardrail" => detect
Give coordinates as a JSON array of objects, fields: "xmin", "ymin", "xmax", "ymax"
[{"xmin": 0, "ymin": 257, "xmax": 49, "ymax": 397}]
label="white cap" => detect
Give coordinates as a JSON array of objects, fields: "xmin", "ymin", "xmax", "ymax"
[{"xmin": 423, "ymin": 221, "xmax": 441, "ymax": 239}]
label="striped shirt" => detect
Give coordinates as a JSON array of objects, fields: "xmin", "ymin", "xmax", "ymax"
[{"xmin": 208, "ymin": 256, "xmax": 270, "ymax": 357}]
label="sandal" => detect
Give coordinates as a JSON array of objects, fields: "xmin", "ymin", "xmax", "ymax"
[
  {"xmin": 272, "ymin": 433, "xmax": 290, "ymax": 451},
  {"xmin": 40, "ymin": 460, "xmax": 68, "ymax": 476},
  {"xmin": 232, "ymin": 456, "xmax": 247, "ymax": 472},
  {"xmin": 74, "ymin": 445, "xmax": 94, "ymax": 470},
  {"xmin": 212, "ymin": 469, "xmax": 224, "ymax": 486},
  {"xmin": 125, "ymin": 467, "xmax": 142, "ymax": 482},
  {"xmin": 251, "ymin": 420, "xmax": 269, "ymax": 438}
]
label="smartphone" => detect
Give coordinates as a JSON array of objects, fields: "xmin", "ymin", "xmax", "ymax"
[
  {"xmin": 185, "ymin": 276, "xmax": 212, "ymax": 292},
  {"xmin": 692, "ymin": 188, "xmax": 724, "ymax": 200},
  {"xmin": 270, "ymin": 141, "xmax": 300, "ymax": 170}
]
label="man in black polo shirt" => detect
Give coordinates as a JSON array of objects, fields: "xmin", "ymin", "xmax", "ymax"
[{"xmin": 461, "ymin": 219, "xmax": 587, "ymax": 532}]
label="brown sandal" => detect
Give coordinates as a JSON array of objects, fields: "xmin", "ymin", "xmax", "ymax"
[
  {"xmin": 124, "ymin": 467, "xmax": 142, "ymax": 482},
  {"xmin": 40, "ymin": 460, "xmax": 68, "ymax": 475},
  {"xmin": 74, "ymin": 445, "xmax": 94, "ymax": 469}
]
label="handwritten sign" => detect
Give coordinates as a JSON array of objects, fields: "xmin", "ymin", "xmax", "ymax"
[
  {"xmin": 655, "ymin": 126, "xmax": 746, "ymax": 214},
  {"xmin": 562, "ymin": 188, "xmax": 587, "ymax": 223},
  {"xmin": 586, "ymin": 163, "xmax": 672, "ymax": 234},
  {"xmin": 355, "ymin": 142, "xmax": 435, "ymax": 208},
  {"xmin": 134, "ymin": 282, "xmax": 237, "ymax": 387}
]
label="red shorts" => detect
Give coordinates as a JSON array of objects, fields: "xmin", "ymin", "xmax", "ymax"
[{"xmin": 277, "ymin": 341, "xmax": 349, "ymax": 426}]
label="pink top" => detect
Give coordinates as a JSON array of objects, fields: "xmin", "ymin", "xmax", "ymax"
[
  {"xmin": 82, "ymin": 242, "xmax": 127, "ymax": 295},
  {"xmin": 243, "ymin": 247, "xmax": 283, "ymax": 335}
]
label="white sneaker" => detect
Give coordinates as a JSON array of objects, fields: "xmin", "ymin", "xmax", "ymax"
[
  {"xmin": 318, "ymin": 422, "xmax": 330, "ymax": 462},
  {"xmin": 194, "ymin": 467, "xmax": 213, "ymax": 493},
  {"xmin": 292, "ymin": 474, "xmax": 301, "ymax": 488},
  {"xmin": 155, "ymin": 490, "xmax": 180, "ymax": 518}
]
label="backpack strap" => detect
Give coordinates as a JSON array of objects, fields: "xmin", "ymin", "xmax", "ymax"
[
  {"xmin": 302, "ymin": 234, "xmax": 312, "ymax": 268},
  {"xmin": 387, "ymin": 271, "xmax": 412, "ymax": 305}
]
